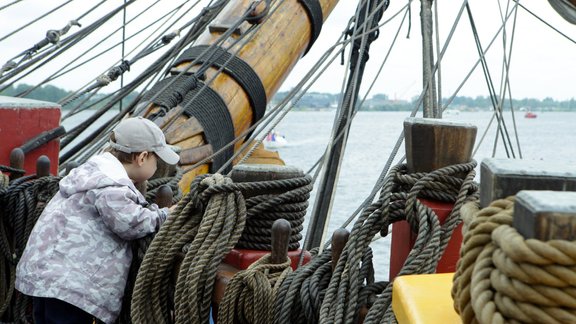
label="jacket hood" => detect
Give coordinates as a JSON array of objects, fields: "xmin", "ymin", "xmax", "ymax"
[{"xmin": 59, "ymin": 153, "xmax": 136, "ymax": 198}]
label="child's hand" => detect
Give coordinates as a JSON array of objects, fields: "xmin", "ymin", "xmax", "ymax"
[{"xmin": 168, "ymin": 205, "xmax": 177, "ymax": 214}]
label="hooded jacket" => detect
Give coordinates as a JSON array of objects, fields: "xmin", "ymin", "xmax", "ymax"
[{"xmin": 15, "ymin": 152, "xmax": 168, "ymax": 323}]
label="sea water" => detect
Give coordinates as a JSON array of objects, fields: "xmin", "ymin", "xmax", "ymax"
[{"xmin": 62, "ymin": 110, "xmax": 576, "ymax": 280}]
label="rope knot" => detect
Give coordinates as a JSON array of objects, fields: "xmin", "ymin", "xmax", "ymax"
[
  {"xmin": 107, "ymin": 60, "xmax": 131, "ymax": 81},
  {"xmin": 45, "ymin": 30, "xmax": 61, "ymax": 45},
  {"xmin": 96, "ymin": 74, "xmax": 112, "ymax": 87}
]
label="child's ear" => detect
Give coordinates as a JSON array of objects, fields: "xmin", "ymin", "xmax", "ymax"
[{"xmin": 136, "ymin": 152, "xmax": 148, "ymax": 166}]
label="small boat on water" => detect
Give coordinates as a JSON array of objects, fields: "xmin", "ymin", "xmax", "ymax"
[
  {"xmin": 525, "ymin": 111, "xmax": 538, "ymax": 118},
  {"xmin": 263, "ymin": 130, "xmax": 288, "ymax": 149},
  {"xmin": 0, "ymin": 1, "xmax": 575, "ymax": 323}
]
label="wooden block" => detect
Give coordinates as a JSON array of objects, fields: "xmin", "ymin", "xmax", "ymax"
[
  {"xmin": 480, "ymin": 158, "xmax": 576, "ymax": 207},
  {"xmin": 392, "ymin": 273, "xmax": 462, "ymax": 324},
  {"xmin": 404, "ymin": 118, "xmax": 476, "ymax": 173},
  {"xmin": 514, "ymin": 190, "xmax": 576, "ymax": 240}
]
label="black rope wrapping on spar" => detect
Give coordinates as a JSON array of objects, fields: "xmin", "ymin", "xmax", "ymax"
[
  {"xmin": 273, "ymin": 246, "xmax": 382, "ymax": 324},
  {"xmin": 319, "ymin": 161, "xmax": 479, "ymax": 324},
  {"xmin": 228, "ymin": 175, "xmax": 313, "ymax": 251},
  {"xmin": 141, "ymin": 75, "xmax": 235, "ymax": 173},
  {"xmin": 298, "ymin": 0, "xmax": 323, "ymax": 55},
  {"xmin": 173, "ymin": 45, "xmax": 267, "ymax": 128},
  {"xmin": 0, "ymin": 175, "xmax": 61, "ymax": 323}
]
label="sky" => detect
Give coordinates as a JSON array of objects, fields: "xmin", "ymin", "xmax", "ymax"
[{"xmin": 0, "ymin": 0, "xmax": 575, "ymax": 101}]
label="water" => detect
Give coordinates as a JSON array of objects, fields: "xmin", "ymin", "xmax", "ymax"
[
  {"xmin": 62, "ymin": 110, "xmax": 576, "ymax": 280},
  {"xmin": 269, "ymin": 110, "xmax": 576, "ymax": 280}
]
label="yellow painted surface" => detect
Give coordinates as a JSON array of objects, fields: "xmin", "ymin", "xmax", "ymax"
[{"xmin": 392, "ymin": 273, "xmax": 462, "ymax": 324}]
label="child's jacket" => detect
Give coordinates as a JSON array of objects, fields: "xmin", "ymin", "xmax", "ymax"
[{"xmin": 15, "ymin": 152, "xmax": 168, "ymax": 323}]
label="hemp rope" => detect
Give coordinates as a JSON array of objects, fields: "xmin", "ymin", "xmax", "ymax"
[
  {"xmin": 130, "ymin": 174, "xmax": 247, "ymax": 324},
  {"xmin": 0, "ymin": 175, "xmax": 61, "ymax": 323},
  {"xmin": 218, "ymin": 254, "xmax": 292, "ymax": 324},
  {"xmin": 319, "ymin": 161, "xmax": 478, "ymax": 324},
  {"xmin": 454, "ymin": 197, "xmax": 576, "ymax": 323},
  {"xmin": 452, "ymin": 197, "xmax": 514, "ymax": 324}
]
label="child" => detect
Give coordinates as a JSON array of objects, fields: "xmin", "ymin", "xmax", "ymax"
[{"xmin": 15, "ymin": 117, "xmax": 180, "ymax": 324}]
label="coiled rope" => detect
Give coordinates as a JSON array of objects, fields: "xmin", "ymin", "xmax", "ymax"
[
  {"xmin": 274, "ymin": 247, "xmax": 380, "ymax": 324},
  {"xmin": 236, "ymin": 175, "xmax": 313, "ymax": 251},
  {"xmin": 452, "ymin": 196, "xmax": 576, "ymax": 323},
  {"xmin": 131, "ymin": 174, "xmax": 247, "ymax": 324},
  {"xmin": 452, "ymin": 197, "xmax": 514, "ymax": 323},
  {"xmin": 320, "ymin": 161, "xmax": 478, "ymax": 324},
  {"xmin": 218, "ymin": 254, "xmax": 292, "ymax": 324},
  {"xmin": 0, "ymin": 175, "xmax": 61, "ymax": 323}
]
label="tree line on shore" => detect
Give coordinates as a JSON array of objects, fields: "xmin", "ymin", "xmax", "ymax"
[{"xmin": 1, "ymin": 84, "xmax": 574, "ymax": 112}]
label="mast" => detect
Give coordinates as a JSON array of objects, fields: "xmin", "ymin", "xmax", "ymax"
[
  {"xmin": 420, "ymin": 0, "xmax": 439, "ymax": 118},
  {"xmin": 138, "ymin": 0, "xmax": 340, "ymax": 192}
]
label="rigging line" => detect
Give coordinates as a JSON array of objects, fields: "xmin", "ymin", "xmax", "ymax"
[
  {"xmin": 55, "ymin": 0, "xmax": 193, "ymax": 106},
  {"xmin": 310, "ymin": 0, "xmax": 390, "ymax": 250},
  {"xmin": 337, "ymin": 0, "xmax": 471, "ymax": 232},
  {"xmin": 53, "ymin": 0, "xmax": 182, "ymax": 103},
  {"xmin": 0, "ymin": 0, "xmax": 74, "ymax": 42},
  {"xmin": 0, "ymin": 0, "xmax": 23, "ymax": 11},
  {"xmin": 58, "ymin": 5, "xmax": 224, "ymax": 162},
  {"xmin": 209, "ymin": 0, "xmax": 391, "ymax": 174},
  {"xmin": 498, "ymin": 0, "xmax": 523, "ymax": 158},
  {"xmin": 160, "ymin": 0, "xmax": 276, "ymax": 133},
  {"xmin": 121, "ymin": 0, "xmax": 127, "ymax": 112},
  {"xmin": 327, "ymin": 6, "xmax": 410, "ymax": 232},
  {"xmin": 117, "ymin": 0, "xmax": 247, "ymax": 130},
  {"xmin": 233, "ymin": 2, "xmax": 398, "ymax": 175},
  {"xmin": 19, "ymin": 3, "xmax": 179, "ymax": 99},
  {"xmin": 434, "ymin": 0, "xmax": 442, "ymax": 116},
  {"xmin": 513, "ymin": 0, "xmax": 576, "ymax": 45},
  {"xmin": 466, "ymin": 3, "xmax": 516, "ymax": 158},
  {"xmin": 4, "ymin": 0, "xmax": 106, "ymax": 68},
  {"xmin": 254, "ymin": 5, "xmax": 409, "ymax": 183},
  {"xmin": 321, "ymin": 0, "xmax": 387, "ymax": 157},
  {"xmin": 0, "ymin": 0, "xmax": 137, "ymax": 89},
  {"xmin": 442, "ymin": 3, "xmax": 518, "ymax": 111},
  {"xmin": 62, "ymin": 69, "xmax": 169, "ymax": 165}
]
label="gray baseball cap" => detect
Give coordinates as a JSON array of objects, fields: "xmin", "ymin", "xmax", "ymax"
[{"xmin": 110, "ymin": 117, "xmax": 180, "ymax": 165}]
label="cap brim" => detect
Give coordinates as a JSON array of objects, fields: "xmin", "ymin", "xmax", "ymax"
[{"xmin": 155, "ymin": 145, "xmax": 180, "ymax": 165}]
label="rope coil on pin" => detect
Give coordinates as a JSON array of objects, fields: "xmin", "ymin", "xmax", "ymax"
[
  {"xmin": 452, "ymin": 195, "xmax": 576, "ymax": 324},
  {"xmin": 319, "ymin": 160, "xmax": 478, "ymax": 324}
]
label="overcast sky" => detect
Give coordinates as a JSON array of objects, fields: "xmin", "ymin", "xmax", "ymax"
[{"xmin": 1, "ymin": 0, "xmax": 575, "ymax": 100}]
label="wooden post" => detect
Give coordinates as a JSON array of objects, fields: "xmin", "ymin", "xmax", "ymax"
[
  {"xmin": 270, "ymin": 218, "xmax": 291, "ymax": 264},
  {"xmin": 154, "ymin": 185, "xmax": 174, "ymax": 208},
  {"xmin": 514, "ymin": 191, "xmax": 576, "ymax": 240},
  {"xmin": 65, "ymin": 161, "xmax": 80, "ymax": 175},
  {"xmin": 9, "ymin": 148, "xmax": 25, "ymax": 180},
  {"xmin": 230, "ymin": 163, "xmax": 304, "ymax": 199},
  {"xmin": 213, "ymin": 218, "xmax": 292, "ymax": 323},
  {"xmin": 480, "ymin": 158, "xmax": 576, "ymax": 208},
  {"xmin": 331, "ymin": 228, "xmax": 349, "ymax": 272},
  {"xmin": 389, "ymin": 118, "xmax": 476, "ymax": 280},
  {"xmin": 36, "ymin": 155, "xmax": 51, "ymax": 177},
  {"xmin": 403, "ymin": 117, "xmax": 477, "ymax": 173}
]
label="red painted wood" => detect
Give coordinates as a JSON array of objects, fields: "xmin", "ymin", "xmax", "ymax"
[
  {"xmin": 0, "ymin": 97, "xmax": 61, "ymax": 176},
  {"xmin": 224, "ymin": 248, "xmax": 311, "ymax": 270},
  {"xmin": 389, "ymin": 198, "xmax": 461, "ymax": 281}
]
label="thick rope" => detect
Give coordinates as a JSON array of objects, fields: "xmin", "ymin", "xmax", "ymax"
[
  {"xmin": 0, "ymin": 175, "xmax": 61, "ymax": 322},
  {"xmin": 130, "ymin": 174, "xmax": 247, "ymax": 324},
  {"xmin": 452, "ymin": 197, "xmax": 514, "ymax": 324},
  {"xmin": 218, "ymin": 254, "xmax": 292, "ymax": 324},
  {"xmin": 319, "ymin": 161, "xmax": 478, "ymax": 324},
  {"xmin": 454, "ymin": 196, "xmax": 576, "ymax": 323}
]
